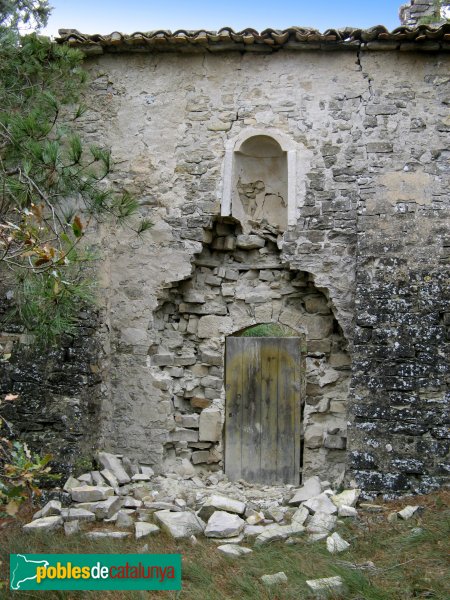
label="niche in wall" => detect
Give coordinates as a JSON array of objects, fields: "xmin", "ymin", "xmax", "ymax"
[
  {"xmin": 221, "ymin": 129, "xmax": 297, "ymax": 233},
  {"xmin": 233, "ymin": 135, "xmax": 287, "ymax": 231}
]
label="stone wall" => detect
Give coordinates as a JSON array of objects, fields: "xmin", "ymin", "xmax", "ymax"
[
  {"xmin": 0, "ymin": 297, "xmax": 102, "ymax": 477},
  {"xmin": 1, "ymin": 45, "xmax": 448, "ymax": 494},
  {"xmin": 399, "ymin": 0, "xmax": 449, "ymax": 27},
  {"xmin": 347, "ymin": 52, "xmax": 450, "ymax": 495}
]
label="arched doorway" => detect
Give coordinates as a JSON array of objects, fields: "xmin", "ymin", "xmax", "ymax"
[{"xmin": 224, "ymin": 324, "xmax": 305, "ymax": 485}]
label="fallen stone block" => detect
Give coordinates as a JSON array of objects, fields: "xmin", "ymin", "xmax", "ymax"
[
  {"xmin": 71, "ymin": 486, "xmax": 115, "ymax": 503},
  {"xmin": 33, "ymin": 500, "xmax": 61, "ymax": 520},
  {"xmin": 306, "ymin": 512, "xmax": 337, "ymax": 534},
  {"xmin": 23, "ymin": 516, "xmax": 63, "ymax": 533},
  {"xmin": 122, "ymin": 496, "xmax": 143, "ymax": 509},
  {"xmin": 255, "ymin": 523, "xmax": 304, "ymax": 545},
  {"xmin": 303, "ymin": 493, "xmax": 337, "ymax": 515},
  {"xmin": 331, "ymin": 489, "xmax": 360, "ymax": 508},
  {"xmin": 261, "ymin": 572, "xmax": 288, "ymax": 586},
  {"xmin": 204, "ymin": 511, "xmax": 245, "ymax": 538},
  {"xmin": 63, "ymin": 476, "xmax": 80, "ymax": 492},
  {"xmin": 154, "ymin": 510, "xmax": 205, "ymax": 539},
  {"xmin": 197, "ymin": 494, "xmax": 246, "ymax": 520},
  {"xmin": 217, "ymin": 544, "xmax": 253, "ymax": 557},
  {"xmin": 326, "ymin": 532, "xmax": 350, "ymax": 553},
  {"xmin": 291, "ymin": 505, "xmax": 310, "ymax": 526},
  {"xmin": 398, "ymin": 505, "xmax": 420, "ymax": 520},
  {"xmin": 75, "ymin": 496, "xmax": 123, "ymax": 520},
  {"xmin": 97, "ymin": 452, "xmax": 131, "ymax": 485},
  {"xmin": 85, "ymin": 531, "xmax": 132, "ymax": 539},
  {"xmin": 306, "ymin": 576, "xmax": 345, "ymax": 598},
  {"xmin": 244, "ymin": 524, "xmax": 266, "ymax": 538},
  {"xmin": 78, "ymin": 472, "xmax": 93, "ymax": 485},
  {"xmin": 289, "ymin": 476, "xmax": 322, "ymax": 505},
  {"xmin": 135, "ymin": 522, "xmax": 160, "ymax": 539},
  {"xmin": 61, "ymin": 508, "xmax": 96, "ymax": 522},
  {"xmin": 100, "ymin": 468, "xmax": 119, "ymax": 490}
]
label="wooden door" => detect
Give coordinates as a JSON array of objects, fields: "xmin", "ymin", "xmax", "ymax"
[{"xmin": 225, "ymin": 337, "xmax": 302, "ymax": 485}]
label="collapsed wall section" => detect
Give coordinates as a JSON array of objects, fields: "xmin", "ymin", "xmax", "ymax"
[{"xmin": 151, "ymin": 219, "xmax": 350, "ymax": 484}]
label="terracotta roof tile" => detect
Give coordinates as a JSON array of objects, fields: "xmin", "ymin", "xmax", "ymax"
[{"xmin": 57, "ymin": 24, "xmax": 450, "ymax": 55}]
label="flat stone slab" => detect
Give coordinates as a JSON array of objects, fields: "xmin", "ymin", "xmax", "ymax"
[
  {"xmin": 122, "ymin": 497, "xmax": 143, "ymax": 509},
  {"xmin": 154, "ymin": 510, "xmax": 205, "ymax": 539},
  {"xmin": 306, "ymin": 576, "xmax": 345, "ymax": 598},
  {"xmin": 303, "ymin": 493, "xmax": 337, "ymax": 515},
  {"xmin": 204, "ymin": 511, "xmax": 245, "ymax": 538},
  {"xmin": 98, "ymin": 452, "xmax": 131, "ymax": 485},
  {"xmin": 217, "ymin": 544, "xmax": 253, "ymax": 557},
  {"xmin": 23, "ymin": 516, "xmax": 63, "ymax": 533},
  {"xmin": 61, "ymin": 508, "xmax": 96, "ymax": 522},
  {"xmin": 131, "ymin": 474, "xmax": 152, "ymax": 482},
  {"xmin": 244, "ymin": 524, "xmax": 265, "ymax": 538},
  {"xmin": 261, "ymin": 572, "xmax": 288, "ymax": 586},
  {"xmin": 71, "ymin": 486, "xmax": 114, "ymax": 502},
  {"xmin": 255, "ymin": 523, "xmax": 305, "ymax": 545},
  {"xmin": 100, "ymin": 468, "xmax": 119, "ymax": 490},
  {"xmin": 76, "ymin": 496, "xmax": 123, "ymax": 520},
  {"xmin": 306, "ymin": 512, "xmax": 337, "ymax": 534},
  {"xmin": 291, "ymin": 505, "xmax": 310, "ymax": 526},
  {"xmin": 85, "ymin": 531, "xmax": 132, "ymax": 539},
  {"xmin": 135, "ymin": 522, "xmax": 160, "ymax": 539},
  {"xmin": 211, "ymin": 533, "xmax": 245, "ymax": 544},
  {"xmin": 33, "ymin": 500, "xmax": 61, "ymax": 520},
  {"xmin": 63, "ymin": 476, "xmax": 80, "ymax": 492},
  {"xmin": 198, "ymin": 494, "xmax": 246, "ymax": 521},
  {"xmin": 289, "ymin": 476, "xmax": 322, "ymax": 505},
  {"xmin": 143, "ymin": 502, "xmax": 182, "ymax": 511}
]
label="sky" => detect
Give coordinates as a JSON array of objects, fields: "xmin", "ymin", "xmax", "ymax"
[{"xmin": 41, "ymin": 0, "xmax": 404, "ymax": 38}]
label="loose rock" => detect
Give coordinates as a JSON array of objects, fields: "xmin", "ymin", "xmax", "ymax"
[
  {"xmin": 326, "ymin": 532, "xmax": 350, "ymax": 553},
  {"xmin": 217, "ymin": 544, "xmax": 253, "ymax": 557},
  {"xmin": 204, "ymin": 511, "xmax": 245, "ymax": 538},
  {"xmin": 135, "ymin": 522, "xmax": 160, "ymax": 539},
  {"xmin": 306, "ymin": 576, "xmax": 345, "ymax": 598},
  {"xmin": 261, "ymin": 572, "xmax": 288, "ymax": 586},
  {"xmin": 154, "ymin": 510, "xmax": 205, "ymax": 539},
  {"xmin": 289, "ymin": 476, "xmax": 322, "ymax": 505},
  {"xmin": 23, "ymin": 516, "xmax": 63, "ymax": 533}
]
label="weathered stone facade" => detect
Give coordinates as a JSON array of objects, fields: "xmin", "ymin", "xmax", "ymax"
[
  {"xmin": 1, "ymin": 11, "xmax": 449, "ymax": 494},
  {"xmin": 400, "ymin": 0, "xmax": 450, "ymax": 27}
]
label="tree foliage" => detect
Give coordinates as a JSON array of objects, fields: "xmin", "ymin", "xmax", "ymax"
[{"xmin": 0, "ymin": 1, "xmax": 151, "ymax": 344}]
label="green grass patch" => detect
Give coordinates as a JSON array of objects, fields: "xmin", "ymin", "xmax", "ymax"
[{"xmin": 238, "ymin": 323, "xmax": 296, "ymax": 337}]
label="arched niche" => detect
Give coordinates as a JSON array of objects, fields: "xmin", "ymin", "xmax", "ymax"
[{"xmin": 221, "ymin": 129, "xmax": 297, "ymax": 232}]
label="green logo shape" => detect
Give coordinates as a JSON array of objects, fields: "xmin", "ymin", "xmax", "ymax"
[{"xmin": 10, "ymin": 554, "xmax": 181, "ymax": 591}]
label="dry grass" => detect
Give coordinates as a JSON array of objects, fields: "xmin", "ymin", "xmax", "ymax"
[{"xmin": 0, "ymin": 491, "xmax": 448, "ymax": 599}]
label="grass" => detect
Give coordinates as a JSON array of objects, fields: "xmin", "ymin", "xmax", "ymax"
[
  {"xmin": 0, "ymin": 491, "xmax": 448, "ymax": 599},
  {"xmin": 238, "ymin": 324, "xmax": 296, "ymax": 337}
]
